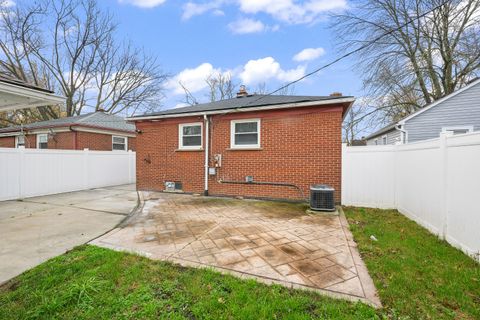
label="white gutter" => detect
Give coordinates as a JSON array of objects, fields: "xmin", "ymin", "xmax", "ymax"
[
  {"xmin": 127, "ymin": 97, "xmax": 355, "ymax": 121},
  {"xmin": 395, "ymin": 124, "xmax": 407, "ymax": 144},
  {"xmin": 203, "ymin": 114, "xmax": 209, "ymax": 196}
]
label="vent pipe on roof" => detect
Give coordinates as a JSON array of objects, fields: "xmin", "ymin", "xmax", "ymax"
[{"xmin": 236, "ymin": 85, "xmax": 248, "ymax": 98}]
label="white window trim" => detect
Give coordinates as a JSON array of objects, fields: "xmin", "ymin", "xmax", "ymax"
[
  {"xmin": 441, "ymin": 126, "xmax": 473, "ymax": 134},
  {"xmin": 374, "ymin": 138, "xmax": 378, "ymax": 145},
  {"xmin": 230, "ymin": 118, "xmax": 261, "ymax": 149},
  {"xmin": 15, "ymin": 135, "xmax": 25, "ymax": 148},
  {"xmin": 112, "ymin": 135, "xmax": 128, "ymax": 151},
  {"xmin": 382, "ymin": 135, "xmax": 387, "ymax": 145},
  {"xmin": 36, "ymin": 133, "xmax": 48, "ymax": 149},
  {"xmin": 178, "ymin": 122, "xmax": 203, "ymax": 150}
]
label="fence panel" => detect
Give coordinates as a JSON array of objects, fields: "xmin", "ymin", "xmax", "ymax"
[
  {"xmin": 342, "ymin": 132, "xmax": 480, "ymax": 261},
  {"xmin": 0, "ymin": 148, "xmax": 136, "ymax": 201}
]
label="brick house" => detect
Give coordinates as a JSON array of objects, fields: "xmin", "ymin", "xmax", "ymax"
[
  {"xmin": 0, "ymin": 112, "xmax": 136, "ymax": 151},
  {"xmin": 129, "ymin": 90, "xmax": 354, "ymax": 202}
]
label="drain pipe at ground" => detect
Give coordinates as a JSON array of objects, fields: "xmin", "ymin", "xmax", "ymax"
[{"xmin": 204, "ymin": 114, "xmax": 209, "ymax": 196}]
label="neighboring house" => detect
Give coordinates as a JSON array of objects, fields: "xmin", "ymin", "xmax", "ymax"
[
  {"xmin": 128, "ymin": 89, "xmax": 354, "ymax": 202},
  {"xmin": 365, "ymin": 78, "xmax": 480, "ymax": 145},
  {"xmin": 0, "ymin": 112, "xmax": 136, "ymax": 151},
  {"xmin": 0, "ymin": 76, "xmax": 64, "ymax": 112}
]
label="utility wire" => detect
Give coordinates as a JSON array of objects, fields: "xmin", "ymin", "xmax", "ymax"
[{"xmin": 241, "ymin": 0, "xmax": 452, "ymax": 108}]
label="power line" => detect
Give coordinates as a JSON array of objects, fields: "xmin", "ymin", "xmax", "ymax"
[{"xmin": 242, "ymin": 0, "xmax": 452, "ymax": 108}]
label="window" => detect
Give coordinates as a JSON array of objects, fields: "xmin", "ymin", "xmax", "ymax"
[
  {"xmin": 374, "ymin": 139, "xmax": 378, "ymax": 145},
  {"xmin": 179, "ymin": 123, "xmax": 202, "ymax": 150},
  {"xmin": 15, "ymin": 135, "xmax": 25, "ymax": 148},
  {"xmin": 441, "ymin": 126, "xmax": 473, "ymax": 136},
  {"xmin": 37, "ymin": 134, "xmax": 48, "ymax": 149},
  {"xmin": 231, "ymin": 119, "xmax": 260, "ymax": 149},
  {"xmin": 382, "ymin": 135, "xmax": 387, "ymax": 145},
  {"xmin": 112, "ymin": 136, "xmax": 128, "ymax": 151}
]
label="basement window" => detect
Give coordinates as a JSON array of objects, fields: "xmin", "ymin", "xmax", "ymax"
[
  {"xmin": 112, "ymin": 136, "xmax": 128, "ymax": 151},
  {"xmin": 15, "ymin": 135, "xmax": 25, "ymax": 148},
  {"xmin": 179, "ymin": 122, "xmax": 202, "ymax": 150},
  {"xmin": 231, "ymin": 119, "xmax": 260, "ymax": 149},
  {"xmin": 37, "ymin": 134, "xmax": 48, "ymax": 149}
]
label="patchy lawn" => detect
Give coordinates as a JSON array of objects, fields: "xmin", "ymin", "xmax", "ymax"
[
  {"xmin": 0, "ymin": 245, "xmax": 375, "ymax": 320},
  {"xmin": 344, "ymin": 207, "xmax": 480, "ymax": 320},
  {"xmin": 0, "ymin": 207, "xmax": 478, "ymax": 319}
]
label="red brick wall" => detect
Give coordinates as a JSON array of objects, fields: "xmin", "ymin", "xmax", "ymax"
[
  {"xmin": 0, "ymin": 135, "xmax": 36, "ymax": 148},
  {"xmin": 0, "ymin": 131, "xmax": 136, "ymax": 151},
  {"xmin": 0, "ymin": 136, "xmax": 15, "ymax": 148},
  {"xmin": 48, "ymin": 132, "xmax": 75, "ymax": 149},
  {"xmin": 135, "ymin": 105, "xmax": 343, "ymax": 202}
]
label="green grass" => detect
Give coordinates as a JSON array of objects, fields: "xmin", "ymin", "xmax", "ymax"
[
  {"xmin": 1, "ymin": 207, "xmax": 479, "ymax": 319},
  {"xmin": 344, "ymin": 207, "xmax": 480, "ymax": 320},
  {"xmin": 0, "ymin": 245, "xmax": 376, "ymax": 320}
]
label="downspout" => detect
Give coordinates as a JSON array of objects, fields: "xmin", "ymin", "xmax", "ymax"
[
  {"xmin": 69, "ymin": 126, "xmax": 78, "ymax": 149},
  {"xmin": 395, "ymin": 124, "xmax": 407, "ymax": 144},
  {"xmin": 203, "ymin": 114, "xmax": 209, "ymax": 196}
]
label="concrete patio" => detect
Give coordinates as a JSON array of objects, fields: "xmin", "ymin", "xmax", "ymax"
[
  {"xmin": 92, "ymin": 192, "xmax": 380, "ymax": 306},
  {"xmin": 0, "ymin": 184, "xmax": 138, "ymax": 284}
]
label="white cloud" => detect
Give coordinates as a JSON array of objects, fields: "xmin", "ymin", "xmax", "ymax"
[
  {"xmin": 166, "ymin": 63, "xmax": 220, "ymax": 95},
  {"xmin": 228, "ymin": 18, "xmax": 266, "ymax": 34},
  {"xmin": 238, "ymin": 0, "xmax": 347, "ymax": 24},
  {"xmin": 293, "ymin": 47, "xmax": 325, "ymax": 62},
  {"xmin": 182, "ymin": 1, "xmax": 225, "ymax": 20},
  {"xmin": 118, "ymin": 0, "xmax": 166, "ymax": 8},
  {"xmin": 182, "ymin": 0, "xmax": 347, "ymax": 25},
  {"xmin": 239, "ymin": 57, "xmax": 305, "ymax": 85},
  {"xmin": 1, "ymin": 0, "xmax": 15, "ymax": 7}
]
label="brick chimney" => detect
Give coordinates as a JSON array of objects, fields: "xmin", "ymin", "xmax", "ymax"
[
  {"xmin": 329, "ymin": 92, "xmax": 343, "ymax": 97},
  {"xmin": 237, "ymin": 85, "xmax": 248, "ymax": 98}
]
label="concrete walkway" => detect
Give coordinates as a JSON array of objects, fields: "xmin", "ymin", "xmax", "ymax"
[
  {"xmin": 0, "ymin": 184, "xmax": 138, "ymax": 284},
  {"xmin": 93, "ymin": 192, "xmax": 381, "ymax": 307}
]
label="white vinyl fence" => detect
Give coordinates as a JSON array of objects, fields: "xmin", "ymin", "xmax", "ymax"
[
  {"xmin": 342, "ymin": 132, "xmax": 480, "ymax": 261},
  {"xmin": 0, "ymin": 147, "xmax": 136, "ymax": 201}
]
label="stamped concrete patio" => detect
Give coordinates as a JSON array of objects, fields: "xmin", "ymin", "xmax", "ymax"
[{"xmin": 92, "ymin": 192, "xmax": 380, "ymax": 307}]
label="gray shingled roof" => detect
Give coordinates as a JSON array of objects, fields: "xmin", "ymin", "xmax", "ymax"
[
  {"xmin": 130, "ymin": 94, "xmax": 354, "ymax": 118},
  {"xmin": 365, "ymin": 122, "xmax": 398, "ymax": 140},
  {"xmin": 0, "ymin": 112, "xmax": 135, "ymax": 133}
]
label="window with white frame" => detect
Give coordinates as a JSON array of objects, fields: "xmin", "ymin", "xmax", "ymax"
[
  {"xmin": 382, "ymin": 135, "xmax": 387, "ymax": 145},
  {"xmin": 441, "ymin": 126, "xmax": 473, "ymax": 136},
  {"xmin": 374, "ymin": 139, "xmax": 378, "ymax": 145},
  {"xmin": 112, "ymin": 136, "xmax": 128, "ymax": 151},
  {"xmin": 179, "ymin": 123, "xmax": 202, "ymax": 150},
  {"xmin": 231, "ymin": 119, "xmax": 260, "ymax": 149},
  {"xmin": 15, "ymin": 135, "xmax": 25, "ymax": 148},
  {"xmin": 37, "ymin": 134, "xmax": 48, "ymax": 149}
]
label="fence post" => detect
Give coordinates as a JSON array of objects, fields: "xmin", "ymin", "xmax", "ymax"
[
  {"xmin": 439, "ymin": 132, "xmax": 450, "ymax": 239},
  {"xmin": 18, "ymin": 146, "xmax": 25, "ymax": 199},
  {"xmin": 128, "ymin": 150, "xmax": 133, "ymax": 183},
  {"xmin": 83, "ymin": 148, "xmax": 89, "ymax": 189}
]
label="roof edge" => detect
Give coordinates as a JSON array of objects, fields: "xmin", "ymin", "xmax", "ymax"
[{"xmin": 128, "ymin": 97, "xmax": 355, "ymax": 121}]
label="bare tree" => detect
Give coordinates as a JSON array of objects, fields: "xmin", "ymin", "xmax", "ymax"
[
  {"xmin": 333, "ymin": 0, "xmax": 480, "ymax": 121},
  {"xmin": 0, "ymin": 0, "xmax": 167, "ymax": 125},
  {"xmin": 205, "ymin": 72, "xmax": 235, "ymax": 102},
  {"xmin": 181, "ymin": 71, "xmax": 236, "ymax": 106},
  {"xmin": 254, "ymin": 82, "xmax": 296, "ymax": 95},
  {"xmin": 342, "ymin": 98, "xmax": 385, "ymax": 144}
]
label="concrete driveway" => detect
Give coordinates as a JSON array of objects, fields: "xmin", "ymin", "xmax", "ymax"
[
  {"xmin": 0, "ymin": 184, "xmax": 138, "ymax": 284},
  {"xmin": 93, "ymin": 192, "xmax": 380, "ymax": 307}
]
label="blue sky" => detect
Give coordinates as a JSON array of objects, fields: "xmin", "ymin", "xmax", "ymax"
[{"xmin": 101, "ymin": 1, "xmax": 361, "ymax": 108}]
